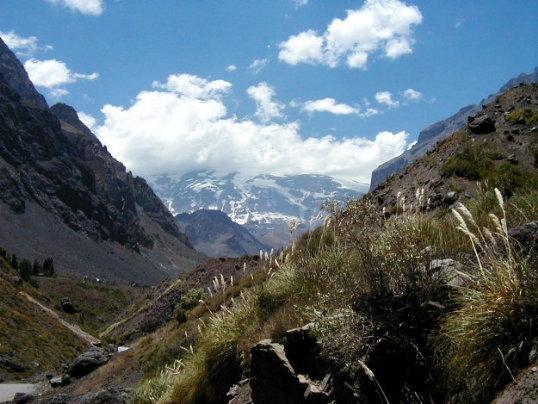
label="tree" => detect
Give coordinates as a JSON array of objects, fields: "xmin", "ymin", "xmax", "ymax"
[
  {"xmin": 43, "ymin": 257, "xmax": 55, "ymax": 277},
  {"xmin": 19, "ymin": 259, "xmax": 32, "ymax": 282},
  {"xmin": 10, "ymin": 254, "xmax": 18, "ymax": 270},
  {"xmin": 33, "ymin": 259, "xmax": 42, "ymax": 276}
]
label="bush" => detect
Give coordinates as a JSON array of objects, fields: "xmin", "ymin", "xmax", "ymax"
[
  {"xmin": 507, "ymin": 107, "xmax": 538, "ymax": 126},
  {"xmin": 441, "ymin": 146, "xmax": 498, "ymax": 180},
  {"xmin": 174, "ymin": 289, "xmax": 207, "ymax": 324}
]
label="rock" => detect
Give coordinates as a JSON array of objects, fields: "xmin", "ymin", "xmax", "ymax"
[
  {"xmin": 250, "ymin": 340, "xmax": 306, "ymax": 404},
  {"xmin": 60, "ymin": 297, "xmax": 77, "ymax": 314},
  {"xmin": 443, "ymin": 191, "xmax": 459, "ymax": 205},
  {"xmin": 49, "ymin": 375, "xmax": 71, "ymax": 387},
  {"xmin": 226, "ymin": 379, "xmax": 252, "ymax": 404},
  {"xmin": 11, "ymin": 393, "xmax": 34, "ymax": 404},
  {"xmin": 468, "ymin": 114, "xmax": 496, "ymax": 134},
  {"xmin": 0, "ymin": 355, "xmax": 28, "ymax": 372},
  {"xmin": 509, "ymin": 221, "xmax": 538, "ymax": 252},
  {"xmin": 66, "ymin": 346, "xmax": 110, "ymax": 379},
  {"xmin": 36, "ymin": 388, "xmax": 130, "ymax": 404},
  {"xmin": 284, "ymin": 324, "xmax": 325, "ymax": 380},
  {"xmin": 493, "ymin": 364, "xmax": 538, "ymax": 404},
  {"xmin": 430, "ymin": 258, "xmax": 465, "ymax": 287},
  {"xmin": 9, "ymin": 276, "xmax": 22, "ymax": 286},
  {"xmin": 508, "ymin": 154, "xmax": 519, "ymax": 164}
]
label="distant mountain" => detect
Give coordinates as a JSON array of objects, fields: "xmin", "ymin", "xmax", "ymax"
[
  {"xmin": 0, "ymin": 38, "xmax": 206, "ymax": 284},
  {"xmin": 151, "ymin": 171, "xmax": 367, "ymax": 248},
  {"xmin": 175, "ymin": 209, "xmax": 271, "ymax": 258},
  {"xmin": 369, "ymin": 66, "xmax": 538, "ymax": 191}
]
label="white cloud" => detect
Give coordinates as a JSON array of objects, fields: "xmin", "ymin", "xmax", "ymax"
[
  {"xmin": 50, "ymin": 88, "xmax": 69, "ymax": 98},
  {"xmin": 94, "ymin": 73, "xmax": 409, "ymax": 184},
  {"xmin": 226, "ymin": 65, "xmax": 237, "ymax": 72},
  {"xmin": 294, "ymin": 0, "xmax": 309, "ymax": 6},
  {"xmin": 249, "ymin": 58, "xmax": 269, "ymax": 74},
  {"xmin": 78, "ymin": 112, "xmax": 98, "ymax": 131},
  {"xmin": 278, "ymin": 30, "xmax": 324, "ymax": 66},
  {"xmin": 247, "ymin": 82, "xmax": 285, "ymax": 123},
  {"xmin": 0, "ymin": 31, "xmax": 39, "ymax": 55},
  {"xmin": 403, "ymin": 88, "xmax": 422, "ymax": 101},
  {"xmin": 23, "ymin": 58, "xmax": 99, "ymax": 98},
  {"xmin": 45, "ymin": 0, "xmax": 104, "ymax": 16},
  {"xmin": 303, "ymin": 98, "xmax": 359, "ymax": 115},
  {"xmin": 375, "ymin": 91, "xmax": 399, "ymax": 108},
  {"xmin": 152, "ymin": 74, "xmax": 232, "ymax": 99},
  {"xmin": 360, "ymin": 108, "xmax": 380, "ymax": 118},
  {"xmin": 279, "ymin": 0, "xmax": 422, "ymax": 69}
]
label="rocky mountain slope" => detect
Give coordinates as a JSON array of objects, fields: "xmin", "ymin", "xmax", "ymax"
[
  {"xmin": 175, "ymin": 209, "xmax": 271, "ymax": 258},
  {"xmin": 151, "ymin": 171, "xmax": 367, "ymax": 249},
  {"xmin": 369, "ymin": 66, "xmax": 538, "ymax": 191},
  {"xmin": 0, "ymin": 38, "xmax": 205, "ymax": 284},
  {"xmin": 369, "ymin": 82, "xmax": 538, "ymax": 211}
]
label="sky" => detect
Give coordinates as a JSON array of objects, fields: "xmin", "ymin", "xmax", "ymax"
[{"xmin": 0, "ymin": 0, "xmax": 536, "ymax": 184}]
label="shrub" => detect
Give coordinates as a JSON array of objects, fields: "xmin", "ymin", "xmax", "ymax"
[
  {"xmin": 507, "ymin": 107, "xmax": 538, "ymax": 126},
  {"xmin": 441, "ymin": 146, "xmax": 497, "ymax": 180},
  {"xmin": 174, "ymin": 289, "xmax": 207, "ymax": 324},
  {"xmin": 435, "ymin": 190, "xmax": 538, "ymax": 402}
]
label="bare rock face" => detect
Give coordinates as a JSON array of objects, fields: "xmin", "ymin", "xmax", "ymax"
[
  {"xmin": 0, "ymin": 37, "xmax": 205, "ymax": 284},
  {"xmin": 468, "ymin": 114, "xmax": 496, "ymax": 134}
]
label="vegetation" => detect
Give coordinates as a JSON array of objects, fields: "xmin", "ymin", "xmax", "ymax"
[
  {"xmin": 128, "ymin": 180, "xmax": 538, "ymax": 404},
  {"xmin": 507, "ymin": 107, "xmax": 538, "ymax": 126}
]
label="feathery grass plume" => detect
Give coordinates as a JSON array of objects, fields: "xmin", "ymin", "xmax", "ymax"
[{"xmin": 436, "ymin": 189, "xmax": 538, "ymax": 402}]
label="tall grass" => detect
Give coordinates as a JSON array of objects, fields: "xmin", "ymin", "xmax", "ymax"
[{"xmin": 435, "ymin": 189, "xmax": 538, "ymax": 402}]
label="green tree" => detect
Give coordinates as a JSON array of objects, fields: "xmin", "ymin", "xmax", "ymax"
[
  {"xmin": 32, "ymin": 259, "xmax": 42, "ymax": 276},
  {"xmin": 43, "ymin": 257, "xmax": 55, "ymax": 277},
  {"xmin": 18, "ymin": 259, "xmax": 32, "ymax": 282},
  {"xmin": 10, "ymin": 254, "xmax": 18, "ymax": 270}
]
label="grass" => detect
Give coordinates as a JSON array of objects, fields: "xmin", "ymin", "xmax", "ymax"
[
  {"xmin": 129, "ymin": 183, "xmax": 538, "ymax": 404},
  {"xmin": 507, "ymin": 107, "xmax": 538, "ymax": 126}
]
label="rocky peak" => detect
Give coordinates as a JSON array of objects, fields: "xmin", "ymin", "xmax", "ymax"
[{"xmin": 0, "ymin": 37, "xmax": 47, "ymax": 109}]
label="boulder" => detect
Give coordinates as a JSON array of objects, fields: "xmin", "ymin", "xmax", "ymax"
[
  {"xmin": 11, "ymin": 393, "xmax": 35, "ymax": 404},
  {"xmin": 509, "ymin": 221, "xmax": 538, "ymax": 252},
  {"xmin": 468, "ymin": 114, "xmax": 496, "ymax": 134},
  {"xmin": 226, "ymin": 379, "xmax": 253, "ymax": 404},
  {"xmin": 284, "ymin": 323, "xmax": 325, "ymax": 379},
  {"xmin": 66, "ymin": 346, "xmax": 110, "ymax": 379},
  {"xmin": 430, "ymin": 258, "xmax": 465, "ymax": 287},
  {"xmin": 60, "ymin": 297, "xmax": 77, "ymax": 314},
  {"xmin": 0, "ymin": 355, "xmax": 28, "ymax": 372},
  {"xmin": 49, "ymin": 375, "xmax": 71, "ymax": 387},
  {"xmin": 250, "ymin": 340, "xmax": 332, "ymax": 404}
]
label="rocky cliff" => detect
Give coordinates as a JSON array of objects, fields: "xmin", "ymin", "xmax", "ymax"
[{"xmin": 0, "ymin": 38, "xmax": 205, "ymax": 284}]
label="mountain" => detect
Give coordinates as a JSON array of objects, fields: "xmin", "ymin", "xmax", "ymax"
[
  {"xmin": 369, "ymin": 66, "xmax": 538, "ymax": 191},
  {"xmin": 151, "ymin": 171, "xmax": 368, "ymax": 248},
  {"xmin": 369, "ymin": 82, "xmax": 538, "ymax": 211},
  {"xmin": 175, "ymin": 209, "xmax": 271, "ymax": 258},
  {"xmin": 0, "ymin": 38, "xmax": 206, "ymax": 284}
]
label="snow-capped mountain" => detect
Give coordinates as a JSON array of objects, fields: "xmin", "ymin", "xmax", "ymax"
[{"xmin": 150, "ymin": 170, "xmax": 368, "ymax": 249}]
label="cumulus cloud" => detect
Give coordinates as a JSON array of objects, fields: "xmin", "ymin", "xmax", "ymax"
[
  {"xmin": 249, "ymin": 58, "xmax": 269, "ymax": 74},
  {"xmin": 45, "ymin": 0, "xmax": 104, "ymax": 16},
  {"xmin": 360, "ymin": 108, "xmax": 380, "ymax": 118},
  {"xmin": 403, "ymin": 88, "xmax": 422, "ymax": 101},
  {"xmin": 152, "ymin": 74, "xmax": 231, "ymax": 99},
  {"xmin": 294, "ymin": 0, "xmax": 309, "ymax": 6},
  {"xmin": 279, "ymin": 0, "xmax": 422, "ymax": 69},
  {"xmin": 247, "ymin": 82, "xmax": 285, "ymax": 123},
  {"xmin": 226, "ymin": 65, "xmax": 237, "ymax": 72},
  {"xmin": 302, "ymin": 98, "xmax": 359, "ymax": 115},
  {"xmin": 24, "ymin": 58, "xmax": 99, "ymax": 88},
  {"xmin": 375, "ymin": 91, "xmax": 399, "ymax": 108},
  {"xmin": 94, "ymin": 73, "xmax": 409, "ymax": 183}
]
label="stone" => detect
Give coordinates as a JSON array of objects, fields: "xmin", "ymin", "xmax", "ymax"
[
  {"xmin": 508, "ymin": 154, "xmax": 519, "ymax": 164},
  {"xmin": 49, "ymin": 375, "xmax": 71, "ymax": 387},
  {"xmin": 468, "ymin": 114, "xmax": 496, "ymax": 134},
  {"xmin": 11, "ymin": 393, "xmax": 35, "ymax": 404},
  {"xmin": 509, "ymin": 221, "xmax": 538, "ymax": 252},
  {"xmin": 226, "ymin": 379, "xmax": 252, "ymax": 404},
  {"xmin": 60, "ymin": 297, "xmax": 77, "ymax": 314},
  {"xmin": 250, "ymin": 340, "xmax": 306, "ymax": 404},
  {"xmin": 66, "ymin": 346, "xmax": 110, "ymax": 379},
  {"xmin": 430, "ymin": 258, "xmax": 465, "ymax": 287},
  {"xmin": 0, "ymin": 355, "xmax": 27, "ymax": 372}
]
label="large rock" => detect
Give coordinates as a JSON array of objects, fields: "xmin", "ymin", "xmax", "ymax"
[
  {"xmin": 250, "ymin": 339, "xmax": 331, "ymax": 404},
  {"xmin": 60, "ymin": 297, "xmax": 77, "ymax": 314},
  {"xmin": 468, "ymin": 114, "xmax": 496, "ymax": 134},
  {"xmin": 509, "ymin": 221, "xmax": 538, "ymax": 252},
  {"xmin": 66, "ymin": 346, "xmax": 110, "ymax": 379}
]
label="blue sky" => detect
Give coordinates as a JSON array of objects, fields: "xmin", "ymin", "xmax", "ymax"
[{"xmin": 0, "ymin": 0, "xmax": 536, "ymax": 184}]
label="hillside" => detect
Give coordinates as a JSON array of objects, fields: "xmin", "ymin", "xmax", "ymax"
[
  {"xmin": 175, "ymin": 210, "xmax": 271, "ymax": 258},
  {"xmin": 369, "ymin": 66, "xmax": 538, "ymax": 191},
  {"xmin": 0, "ymin": 257, "xmax": 89, "ymax": 381},
  {"xmin": 370, "ymin": 82, "xmax": 538, "ymax": 212},
  {"xmin": 0, "ymin": 38, "xmax": 206, "ymax": 284}
]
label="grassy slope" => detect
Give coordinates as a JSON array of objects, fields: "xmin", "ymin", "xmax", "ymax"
[{"xmin": 0, "ymin": 259, "xmax": 89, "ymax": 380}]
